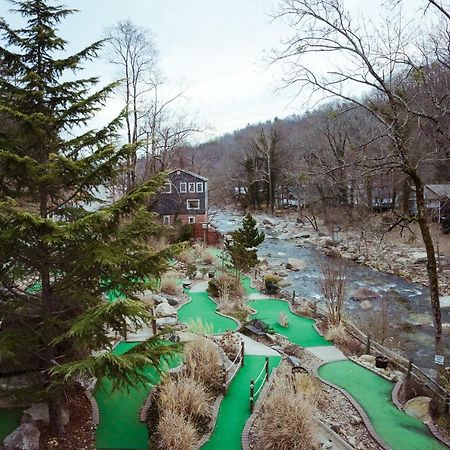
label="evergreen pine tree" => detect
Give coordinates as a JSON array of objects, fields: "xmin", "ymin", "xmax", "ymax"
[
  {"xmin": 225, "ymin": 214, "xmax": 265, "ymax": 278},
  {"xmin": 0, "ymin": 0, "xmax": 180, "ymax": 434}
]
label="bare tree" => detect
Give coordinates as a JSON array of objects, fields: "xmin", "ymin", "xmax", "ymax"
[
  {"xmin": 105, "ymin": 20, "xmax": 159, "ymax": 191},
  {"xmin": 320, "ymin": 260, "xmax": 347, "ymax": 325},
  {"xmin": 273, "ymin": 0, "xmax": 450, "ymax": 359}
]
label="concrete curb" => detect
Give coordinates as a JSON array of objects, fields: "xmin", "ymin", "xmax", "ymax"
[
  {"xmin": 85, "ymin": 389, "xmax": 99, "ymax": 426},
  {"xmin": 314, "ymin": 362, "xmax": 391, "ymax": 450}
]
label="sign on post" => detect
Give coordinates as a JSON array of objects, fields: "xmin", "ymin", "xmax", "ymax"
[{"xmin": 435, "ymin": 355, "xmax": 445, "ymax": 366}]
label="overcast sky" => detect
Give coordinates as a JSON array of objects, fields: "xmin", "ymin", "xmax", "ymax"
[{"xmin": 0, "ymin": 0, "xmax": 427, "ymax": 141}]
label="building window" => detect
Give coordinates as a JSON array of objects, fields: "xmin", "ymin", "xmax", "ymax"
[
  {"xmin": 188, "ymin": 182, "xmax": 196, "ymax": 193},
  {"xmin": 196, "ymin": 182, "xmax": 204, "ymax": 193},
  {"xmin": 180, "ymin": 182, "xmax": 187, "ymax": 193},
  {"xmin": 162, "ymin": 182, "xmax": 171, "ymax": 193},
  {"xmin": 187, "ymin": 199, "xmax": 200, "ymax": 210},
  {"xmin": 163, "ymin": 215, "xmax": 171, "ymax": 225},
  {"xmin": 188, "ymin": 216, "xmax": 195, "ymax": 224}
]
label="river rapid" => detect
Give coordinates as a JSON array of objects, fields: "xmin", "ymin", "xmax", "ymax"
[{"xmin": 213, "ymin": 210, "xmax": 450, "ymax": 372}]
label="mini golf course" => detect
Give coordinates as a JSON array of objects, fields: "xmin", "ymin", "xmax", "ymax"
[
  {"xmin": 247, "ymin": 298, "xmax": 332, "ymax": 348},
  {"xmin": 319, "ymin": 360, "xmax": 446, "ymax": 450},
  {"xmin": 177, "ymin": 290, "xmax": 238, "ymax": 334},
  {"xmin": 94, "ymin": 342, "xmax": 181, "ymax": 450},
  {"xmin": 202, "ymin": 355, "xmax": 281, "ymax": 450}
]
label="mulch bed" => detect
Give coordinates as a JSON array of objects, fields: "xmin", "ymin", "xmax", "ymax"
[{"xmin": 40, "ymin": 389, "xmax": 95, "ymax": 450}]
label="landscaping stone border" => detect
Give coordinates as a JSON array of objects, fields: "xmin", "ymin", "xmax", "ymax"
[
  {"xmin": 195, "ymin": 395, "xmax": 224, "ymax": 449},
  {"xmin": 391, "ymin": 379, "xmax": 450, "ymax": 449},
  {"xmin": 85, "ymin": 389, "xmax": 99, "ymax": 426},
  {"xmin": 175, "ymin": 281, "xmax": 242, "ymax": 333},
  {"xmin": 314, "ymin": 362, "xmax": 391, "ymax": 450}
]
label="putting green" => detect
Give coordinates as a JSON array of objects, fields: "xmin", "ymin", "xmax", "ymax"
[
  {"xmin": 202, "ymin": 355, "xmax": 281, "ymax": 449},
  {"xmin": 247, "ymin": 298, "xmax": 332, "ymax": 348},
  {"xmin": 178, "ymin": 290, "xmax": 238, "ymax": 334},
  {"xmin": 319, "ymin": 360, "xmax": 446, "ymax": 450},
  {"xmin": 241, "ymin": 275, "xmax": 259, "ymax": 295},
  {"xmin": 94, "ymin": 342, "xmax": 180, "ymax": 450},
  {"xmin": 0, "ymin": 408, "xmax": 22, "ymax": 442}
]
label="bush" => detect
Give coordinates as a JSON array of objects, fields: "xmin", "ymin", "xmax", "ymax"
[
  {"xmin": 325, "ymin": 324, "xmax": 347, "ymax": 344},
  {"xmin": 203, "ymin": 253, "xmax": 216, "ymax": 266},
  {"xmin": 187, "ymin": 318, "xmax": 214, "ymax": 336},
  {"xmin": 186, "ymin": 263, "xmax": 197, "ymax": 279},
  {"xmin": 217, "ymin": 331, "xmax": 241, "ymax": 359},
  {"xmin": 160, "ymin": 277, "xmax": 182, "ymax": 296},
  {"xmin": 257, "ymin": 369, "xmax": 318, "ymax": 450},
  {"xmin": 158, "ymin": 375, "xmax": 212, "ymax": 430},
  {"xmin": 177, "ymin": 250, "xmax": 193, "ymax": 265},
  {"xmin": 207, "ymin": 279, "xmax": 219, "ymax": 297},
  {"xmin": 264, "ymin": 274, "xmax": 280, "ymax": 294},
  {"xmin": 157, "ymin": 411, "xmax": 198, "ymax": 450},
  {"xmin": 184, "ymin": 337, "xmax": 223, "ymax": 392}
]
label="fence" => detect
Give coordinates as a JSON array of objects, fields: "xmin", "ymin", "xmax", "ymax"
[
  {"xmin": 223, "ymin": 341, "xmax": 245, "ymax": 394},
  {"xmin": 274, "ymin": 285, "xmax": 450, "ymax": 405},
  {"xmin": 249, "ymin": 357, "xmax": 270, "ymax": 412}
]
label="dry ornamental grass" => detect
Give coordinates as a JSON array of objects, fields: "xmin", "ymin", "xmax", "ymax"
[{"xmin": 157, "ymin": 410, "xmax": 198, "ymax": 450}]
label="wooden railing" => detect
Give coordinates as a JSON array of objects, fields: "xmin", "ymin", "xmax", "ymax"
[{"xmin": 223, "ymin": 341, "xmax": 245, "ymax": 394}]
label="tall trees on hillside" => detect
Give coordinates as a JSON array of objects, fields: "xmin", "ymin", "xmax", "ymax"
[
  {"xmin": 0, "ymin": 0, "xmax": 179, "ymax": 434},
  {"xmin": 274, "ymin": 0, "xmax": 450, "ymax": 358}
]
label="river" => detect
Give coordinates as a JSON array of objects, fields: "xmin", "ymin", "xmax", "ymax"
[{"xmin": 212, "ymin": 210, "xmax": 450, "ymax": 372}]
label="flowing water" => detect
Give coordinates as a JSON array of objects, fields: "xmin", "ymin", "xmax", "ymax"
[{"xmin": 213, "ymin": 210, "xmax": 450, "ymax": 371}]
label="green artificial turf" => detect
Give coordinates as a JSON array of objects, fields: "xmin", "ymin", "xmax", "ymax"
[
  {"xmin": 319, "ymin": 360, "xmax": 446, "ymax": 450},
  {"xmin": 178, "ymin": 291, "xmax": 238, "ymax": 334},
  {"xmin": 0, "ymin": 408, "xmax": 23, "ymax": 442},
  {"xmin": 202, "ymin": 355, "xmax": 281, "ymax": 450},
  {"xmin": 94, "ymin": 342, "xmax": 181, "ymax": 450},
  {"xmin": 246, "ymin": 298, "xmax": 332, "ymax": 348},
  {"xmin": 241, "ymin": 275, "xmax": 260, "ymax": 295}
]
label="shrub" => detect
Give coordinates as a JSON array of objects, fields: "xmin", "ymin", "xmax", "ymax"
[
  {"xmin": 187, "ymin": 318, "xmax": 214, "ymax": 336},
  {"xmin": 203, "ymin": 253, "xmax": 216, "ymax": 266},
  {"xmin": 158, "ymin": 375, "xmax": 212, "ymax": 429},
  {"xmin": 207, "ymin": 279, "xmax": 219, "ymax": 297},
  {"xmin": 157, "ymin": 411, "xmax": 198, "ymax": 450},
  {"xmin": 218, "ymin": 331, "xmax": 241, "ymax": 359},
  {"xmin": 160, "ymin": 277, "xmax": 182, "ymax": 296},
  {"xmin": 177, "ymin": 250, "xmax": 193, "ymax": 265},
  {"xmin": 325, "ymin": 324, "xmax": 347, "ymax": 344},
  {"xmin": 184, "ymin": 337, "xmax": 223, "ymax": 392},
  {"xmin": 264, "ymin": 274, "xmax": 280, "ymax": 294},
  {"xmin": 278, "ymin": 311, "xmax": 289, "ymax": 328},
  {"xmin": 257, "ymin": 370, "xmax": 317, "ymax": 450},
  {"xmin": 186, "ymin": 263, "xmax": 197, "ymax": 279}
]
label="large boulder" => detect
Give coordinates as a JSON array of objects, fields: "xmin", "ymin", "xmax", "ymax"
[
  {"xmin": 404, "ymin": 396, "xmax": 432, "ymax": 423},
  {"xmin": 4, "ymin": 423, "xmax": 40, "ymax": 450},
  {"xmin": 360, "ymin": 300, "xmax": 372, "ymax": 310},
  {"xmin": 156, "ymin": 316, "xmax": 179, "ymax": 327},
  {"xmin": 155, "ymin": 303, "xmax": 177, "ymax": 317},
  {"xmin": 286, "ymin": 258, "xmax": 305, "ymax": 271},
  {"xmin": 22, "ymin": 403, "xmax": 69, "ymax": 426},
  {"xmin": 350, "ymin": 287, "xmax": 381, "ymax": 301}
]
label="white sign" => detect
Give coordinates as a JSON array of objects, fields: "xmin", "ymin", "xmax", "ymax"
[{"xmin": 435, "ymin": 355, "xmax": 445, "ymax": 366}]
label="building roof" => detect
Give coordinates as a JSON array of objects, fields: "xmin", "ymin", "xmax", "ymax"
[
  {"xmin": 168, "ymin": 168, "xmax": 208, "ymax": 182},
  {"xmin": 426, "ymin": 184, "xmax": 450, "ymax": 199}
]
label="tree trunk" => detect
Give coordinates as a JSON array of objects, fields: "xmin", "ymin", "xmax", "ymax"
[{"xmin": 410, "ymin": 172, "xmax": 443, "ymax": 361}]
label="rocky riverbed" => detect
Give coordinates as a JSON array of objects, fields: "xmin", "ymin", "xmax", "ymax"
[{"xmin": 213, "ymin": 210, "xmax": 450, "ymax": 370}]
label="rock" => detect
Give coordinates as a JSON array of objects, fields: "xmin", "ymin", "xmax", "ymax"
[
  {"xmin": 360, "ymin": 300, "xmax": 372, "ymax": 310},
  {"xmin": 22, "ymin": 403, "xmax": 69, "ymax": 427},
  {"xmin": 350, "ymin": 287, "xmax": 381, "ymax": 301},
  {"xmin": 278, "ymin": 280, "xmax": 292, "ymax": 288},
  {"xmin": 404, "ymin": 396, "xmax": 432, "ymax": 423},
  {"xmin": 323, "ymin": 247, "xmax": 341, "ymax": 258},
  {"xmin": 263, "ymin": 217, "xmax": 276, "ymax": 226},
  {"xmin": 287, "ymin": 355, "xmax": 302, "ymax": 367},
  {"xmin": 440, "ymin": 295, "xmax": 450, "ymax": 308},
  {"xmin": 359, "ymin": 354, "xmax": 376, "ymax": 365},
  {"xmin": 411, "ymin": 251, "xmax": 428, "ymax": 264},
  {"xmin": 150, "ymin": 294, "xmax": 167, "ymax": 305},
  {"xmin": 277, "ymin": 233, "xmax": 291, "ymax": 240},
  {"xmin": 4, "ymin": 423, "xmax": 40, "ymax": 450},
  {"xmin": 276, "ymin": 270, "xmax": 288, "ymax": 277},
  {"xmin": 154, "ymin": 303, "xmax": 177, "ymax": 317},
  {"xmin": 356, "ymin": 256, "xmax": 365, "ymax": 263},
  {"xmin": 287, "ymin": 258, "xmax": 305, "ymax": 271},
  {"xmin": 299, "ymin": 233, "xmax": 310, "ymax": 239},
  {"xmin": 162, "ymin": 294, "xmax": 181, "ymax": 306},
  {"xmin": 276, "ymin": 252, "xmax": 286, "ymax": 257},
  {"xmin": 156, "ymin": 317, "xmax": 178, "ymax": 327}
]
